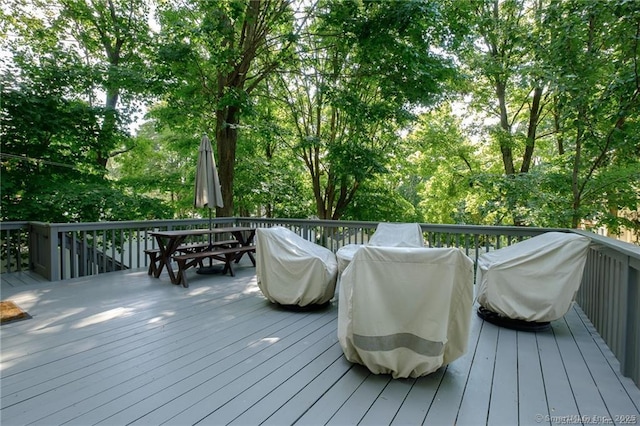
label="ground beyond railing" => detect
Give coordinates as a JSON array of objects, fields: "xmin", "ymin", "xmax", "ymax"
[{"xmin": 1, "ymin": 218, "xmax": 638, "ymax": 386}]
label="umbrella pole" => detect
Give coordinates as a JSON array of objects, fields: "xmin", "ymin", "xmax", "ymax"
[
  {"xmin": 198, "ymin": 207, "xmax": 223, "ymax": 275},
  {"xmin": 208, "ymin": 208, "xmax": 213, "ymax": 247}
]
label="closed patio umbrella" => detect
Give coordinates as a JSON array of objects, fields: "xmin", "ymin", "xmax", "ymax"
[
  {"xmin": 194, "ymin": 134, "xmax": 224, "ymax": 274},
  {"xmin": 194, "ymin": 133, "xmax": 224, "ymax": 238}
]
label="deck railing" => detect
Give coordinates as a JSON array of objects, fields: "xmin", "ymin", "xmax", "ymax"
[{"xmin": 1, "ymin": 218, "xmax": 639, "ymax": 386}]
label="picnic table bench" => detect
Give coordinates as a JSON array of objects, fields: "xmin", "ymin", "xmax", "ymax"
[
  {"xmin": 144, "ymin": 240, "xmax": 238, "ymax": 276},
  {"xmin": 173, "ymin": 245, "xmax": 256, "ymax": 287}
]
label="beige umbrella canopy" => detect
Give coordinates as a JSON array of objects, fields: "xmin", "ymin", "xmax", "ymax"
[{"xmin": 194, "ymin": 134, "xmax": 224, "ymax": 230}]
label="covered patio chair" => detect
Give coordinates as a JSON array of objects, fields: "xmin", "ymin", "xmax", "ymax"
[
  {"xmin": 338, "ymin": 246, "xmax": 474, "ymax": 378},
  {"xmin": 368, "ymin": 222, "xmax": 425, "ymax": 247},
  {"xmin": 256, "ymin": 226, "xmax": 338, "ymax": 310},
  {"xmin": 476, "ymin": 232, "xmax": 591, "ymax": 331},
  {"xmin": 336, "ymin": 222, "xmax": 424, "ymax": 275}
]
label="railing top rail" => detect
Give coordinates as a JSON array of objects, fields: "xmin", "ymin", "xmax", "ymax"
[
  {"xmin": 573, "ymin": 229, "xmax": 640, "ymax": 258},
  {"xmin": 23, "ymin": 218, "xmax": 237, "ymax": 231},
  {"xmin": 240, "ymin": 217, "xmax": 575, "ymax": 238},
  {"xmin": 0, "ymin": 221, "xmax": 30, "ymax": 230},
  {"xmin": 253, "ymin": 218, "xmax": 563, "ymax": 233},
  {"xmin": 239, "ymin": 218, "xmax": 639, "ymax": 257}
]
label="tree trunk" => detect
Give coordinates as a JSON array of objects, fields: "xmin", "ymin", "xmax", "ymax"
[
  {"xmin": 521, "ymin": 86, "xmax": 543, "ymax": 173},
  {"xmin": 210, "ymin": 0, "xmax": 293, "ymax": 217},
  {"xmin": 553, "ymin": 102, "xmax": 565, "ymax": 155},
  {"xmin": 496, "ymin": 80, "xmax": 516, "ymax": 175},
  {"xmin": 570, "ymin": 109, "xmax": 585, "ymax": 229},
  {"xmin": 215, "ymin": 106, "xmax": 239, "ymax": 218},
  {"xmin": 311, "ymin": 147, "xmax": 327, "ymax": 219},
  {"xmin": 97, "ymin": 89, "xmax": 120, "ymax": 169}
]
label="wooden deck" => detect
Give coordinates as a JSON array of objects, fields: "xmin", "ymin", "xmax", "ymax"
[{"xmin": 1, "ymin": 262, "xmax": 639, "ymax": 426}]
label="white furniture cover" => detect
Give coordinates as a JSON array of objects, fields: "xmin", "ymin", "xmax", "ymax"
[
  {"xmin": 476, "ymin": 232, "xmax": 591, "ymax": 322},
  {"xmin": 336, "ymin": 223, "xmax": 424, "ymax": 275},
  {"xmin": 368, "ymin": 222, "xmax": 425, "ymax": 247},
  {"xmin": 256, "ymin": 227, "xmax": 338, "ymax": 307},
  {"xmin": 338, "ymin": 246, "xmax": 474, "ymax": 378},
  {"xmin": 336, "ymin": 244, "xmax": 361, "ymax": 275}
]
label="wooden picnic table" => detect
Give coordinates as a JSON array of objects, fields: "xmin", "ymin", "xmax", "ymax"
[{"xmin": 149, "ymin": 227, "xmax": 256, "ymax": 285}]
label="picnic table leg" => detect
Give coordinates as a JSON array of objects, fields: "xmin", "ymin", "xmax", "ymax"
[
  {"xmin": 221, "ymin": 252, "xmax": 236, "ymax": 276},
  {"xmin": 153, "ymin": 238, "xmax": 171, "ymax": 278},
  {"xmin": 153, "ymin": 235, "xmax": 187, "ymax": 284},
  {"xmin": 145, "ymin": 250, "xmax": 159, "ymax": 275},
  {"xmin": 175, "ymin": 258, "xmax": 193, "ymax": 288},
  {"xmin": 231, "ymin": 229, "xmax": 256, "ymax": 264},
  {"xmin": 153, "ymin": 249, "xmax": 166, "ymax": 278}
]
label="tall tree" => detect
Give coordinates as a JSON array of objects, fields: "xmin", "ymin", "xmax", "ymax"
[
  {"xmin": 233, "ymin": 99, "xmax": 314, "ymax": 219},
  {"xmin": 543, "ymin": 0, "xmax": 640, "ymax": 229},
  {"xmin": 409, "ymin": 107, "xmax": 481, "ymax": 224},
  {"xmin": 460, "ymin": 0, "xmax": 639, "ymax": 231},
  {"xmin": 59, "ymin": 0, "xmax": 154, "ymax": 167},
  {"xmin": 1, "ymin": 0, "xmax": 153, "ymax": 170},
  {"xmin": 272, "ymin": 0, "xmax": 457, "ymax": 220},
  {"xmin": 0, "ymin": 0, "xmax": 167, "ymax": 222},
  {"xmin": 461, "ymin": 0, "xmax": 550, "ymax": 224},
  {"xmin": 1, "ymin": 78, "xmax": 170, "ymax": 222},
  {"xmin": 154, "ymin": 0, "xmax": 301, "ymax": 217}
]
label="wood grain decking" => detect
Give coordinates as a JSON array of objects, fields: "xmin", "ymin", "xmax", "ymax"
[{"xmin": 1, "ymin": 262, "xmax": 639, "ymax": 426}]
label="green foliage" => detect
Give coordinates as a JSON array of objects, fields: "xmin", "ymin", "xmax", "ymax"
[
  {"xmin": 266, "ymin": 0, "xmax": 458, "ymax": 219},
  {"xmin": 110, "ymin": 122, "xmax": 198, "ymax": 217},
  {"xmin": 341, "ymin": 178, "xmax": 421, "ymax": 223},
  {"xmin": 1, "ymin": 0, "xmax": 170, "ymax": 223},
  {"xmin": 233, "ymin": 98, "xmax": 315, "ymax": 219},
  {"xmin": 443, "ymin": 0, "xmax": 640, "ymax": 237},
  {"xmin": 406, "ymin": 106, "xmax": 482, "ymax": 224},
  {"xmin": 2, "ymin": 0, "xmax": 637, "ymax": 244},
  {"xmin": 539, "ymin": 0, "xmax": 640, "ymax": 228},
  {"xmin": 1, "ymin": 72, "xmax": 170, "ymax": 222},
  {"xmin": 234, "ymin": 152, "xmax": 314, "ymax": 219},
  {"xmin": 151, "ymin": 0, "xmax": 298, "ymax": 215},
  {"xmin": 3, "ymin": 178, "xmax": 170, "ymax": 223}
]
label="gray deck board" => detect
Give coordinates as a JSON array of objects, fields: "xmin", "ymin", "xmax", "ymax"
[
  {"xmin": 564, "ymin": 307, "xmax": 640, "ymax": 417},
  {"xmin": 555, "ymin": 315, "xmax": 612, "ymax": 419},
  {"xmin": 326, "ymin": 372, "xmax": 390, "ymax": 425},
  {"xmin": 390, "ymin": 369, "xmax": 445, "ymax": 425},
  {"xmin": 1, "ymin": 264, "xmax": 639, "ymax": 425},
  {"xmin": 359, "ymin": 377, "xmax": 416, "ymax": 425},
  {"xmin": 487, "ymin": 327, "xmax": 518, "ymax": 425},
  {"xmin": 421, "ymin": 316, "xmax": 483, "ymax": 426},
  {"xmin": 517, "ymin": 329, "xmax": 549, "ymax": 425},
  {"xmin": 0, "ymin": 271, "xmax": 48, "ymax": 287},
  {"xmin": 456, "ymin": 322, "xmax": 498, "ymax": 426},
  {"xmin": 88, "ymin": 312, "xmax": 322, "ymax": 425},
  {"xmin": 169, "ymin": 318, "xmax": 339, "ymax": 426},
  {"xmin": 261, "ymin": 353, "xmax": 353, "ymax": 425},
  {"xmin": 295, "ymin": 363, "xmax": 370, "ymax": 425},
  {"xmin": 227, "ymin": 339, "xmax": 345, "ymax": 425},
  {"xmin": 576, "ymin": 308, "xmax": 640, "ymax": 414},
  {"xmin": 537, "ymin": 323, "xmax": 580, "ymax": 419}
]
